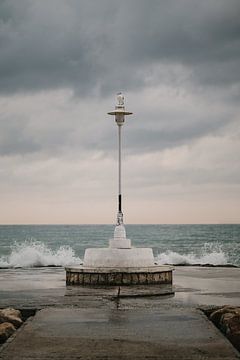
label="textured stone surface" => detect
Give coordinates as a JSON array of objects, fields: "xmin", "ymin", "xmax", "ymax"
[
  {"xmin": 208, "ymin": 306, "xmax": 240, "ymax": 352},
  {"xmin": 0, "ymin": 322, "xmax": 16, "ymax": 344},
  {"xmin": 210, "ymin": 306, "xmax": 240, "ymax": 325},
  {"xmin": 66, "ymin": 269, "xmax": 173, "ymax": 286},
  {"xmin": 0, "ymin": 308, "xmax": 22, "ymax": 328}
]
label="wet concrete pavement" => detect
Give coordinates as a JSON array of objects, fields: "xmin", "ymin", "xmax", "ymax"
[
  {"xmin": 1, "ymin": 266, "xmax": 240, "ymax": 309},
  {"xmin": 0, "ymin": 267, "xmax": 239, "ymax": 359},
  {"xmin": 1, "ymin": 307, "xmax": 239, "ymax": 359}
]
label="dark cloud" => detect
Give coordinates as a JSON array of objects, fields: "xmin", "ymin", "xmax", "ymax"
[
  {"xmin": 0, "ymin": 0, "xmax": 239, "ymax": 95},
  {"xmin": 0, "ymin": 0, "xmax": 239, "ymax": 164}
]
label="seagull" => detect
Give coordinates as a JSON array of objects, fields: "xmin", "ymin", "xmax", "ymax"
[{"xmin": 117, "ymin": 92, "xmax": 124, "ymax": 106}]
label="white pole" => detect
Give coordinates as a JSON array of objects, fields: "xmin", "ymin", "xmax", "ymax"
[
  {"xmin": 118, "ymin": 124, "xmax": 121, "ymax": 205},
  {"xmin": 107, "ymin": 93, "xmax": 132, "ymax": 226}
]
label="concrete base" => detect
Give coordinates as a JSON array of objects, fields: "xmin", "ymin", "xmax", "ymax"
[
  {"xmin": 109, "ymin": 238, "xmax": 131, "ymax": 248},
  {"xmin": 65, "ymin": 265, "xmax": 173, "ymax": 286},
  {"xmin": 68, "ymin": 224, "xmax": 173, "ymax": 286},
  {"xmin": 83, "ymin": 247, "xmax": 155, "ymax": 267}
]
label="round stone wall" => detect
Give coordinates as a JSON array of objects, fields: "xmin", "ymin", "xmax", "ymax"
[{"xmin": 65, "ymin": 266, "xmax": 173, "ymax": 286}]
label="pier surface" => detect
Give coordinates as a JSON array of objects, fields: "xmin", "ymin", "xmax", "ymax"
[
  {"xmin": 1, "ymin": 306, "xmax": 239, "ymax": 360},
  {"xmin": 0, "ymin": 267, "xmax": 239, "ymax": 359}
]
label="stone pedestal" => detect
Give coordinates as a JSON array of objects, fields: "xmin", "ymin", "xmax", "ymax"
[
  {"xmin": 65, "ymin": 224, "xmax": 174, "ymax": 286},
  {"xmin": 66, "ymin": 265, "xmax": 173, "ymax": 286}
]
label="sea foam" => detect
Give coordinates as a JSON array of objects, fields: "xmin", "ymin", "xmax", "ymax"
[
  {"xmin": 0, "ymin": 240, "xmax": 82, "ymax": 268},
  {"xmin": 0, "ymin": 240, "xmax": 233, "ymax": 268},
  {"xmin": 157, "ymin": 243, "xmax": 229, "ymax": 266}
]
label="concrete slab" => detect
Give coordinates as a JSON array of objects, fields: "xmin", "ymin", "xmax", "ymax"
[
  {"xmin": 0, "ymin": 307, "xmax": 239, "ymax": 360},
  {"xmin": 1, "ymin": 267, "xmax": 240, "ymax": 310}
]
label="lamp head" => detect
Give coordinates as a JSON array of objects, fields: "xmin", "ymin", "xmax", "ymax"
[{"xmin": 108, "ymin": 93, "xmax": 133, "ymax": 122}]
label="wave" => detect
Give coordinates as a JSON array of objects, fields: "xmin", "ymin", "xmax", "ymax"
[
  {"xmin": 0, "ymin": 240, "xmax": 82, "ymax": 268},
  {"xmin": 156, "ymin": 243, "xmax": 232, "ymax": 266},
  {"xmin": 0, "ymin": 240, "xmax": 237, "ymax": 269}
]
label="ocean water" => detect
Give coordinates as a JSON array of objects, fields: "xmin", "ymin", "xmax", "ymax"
[{"xmin": 0, "ymin": 224, "xmax": 239, "ymax": 268}]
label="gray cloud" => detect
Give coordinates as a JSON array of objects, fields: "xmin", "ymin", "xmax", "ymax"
[
  {"xmin": 0, "ymin": 0, "xmax": 239, "ymax": 95},
  {"xmin": 0, "ymin": 115, "xmax": 41, "ymax": 155},
  {"xmin": 0, "ymin": 0, "xmax": 240, "ymax": 225}
]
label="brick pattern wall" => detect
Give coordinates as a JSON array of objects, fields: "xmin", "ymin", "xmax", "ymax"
[{"xmin": 66, "ymin": 270, "xmax": 172, "ymax": 286}]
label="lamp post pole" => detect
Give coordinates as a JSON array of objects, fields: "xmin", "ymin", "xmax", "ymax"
[
  {"xmin": 118, "ymin": 124, "xmax": 122, "ymax": 216},
  {"xmin": 108, "ymin": 93, "xmax": 132, "ymax": 226}
]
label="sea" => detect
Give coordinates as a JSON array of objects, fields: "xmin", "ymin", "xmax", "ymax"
[{"xmin": 0, "ymin": 224, "xmax": 239, "ymax": 268}]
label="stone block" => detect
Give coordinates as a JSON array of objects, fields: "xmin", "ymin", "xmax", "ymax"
[
  {"xmin": 146, "ymin": 273, "xmax": 154, "ymax": 284},
  {"xmin": 151, "ymin": 273, "xmax": 158, "ymax": 283},
  {"xmin": 158, "ymin": 271, "xmax": 170, "ymax": 283},
  {"xmin": 69, "ymin": 274, "xmax": 74, "ymax": 284},
  {"xmin": 122, "ymin": 273, "xmax": 131, "ymax": 285},
  {"xmin": 108, "ymin": 273, "xmax": 117, "ymax": 285},
  {"xmin": 80, "ymin": 274, "xmax": 84, "ymax": 283},
  {"xmin": 74, "ymin": 273, "xmax": 79, "ymax": 284},
  {"xmin": 114, "ymin": 273, "xmax": 123, "ymax": 285},
  {"xmin": 138, "ymin": 273, "xmax": 147, "ymax": 284},
  {"xmin": 98, "ymin": 274, "xmax": 107, "ymax": 285},
  {"xmin": 131, "ymin": 273, "xmax": 139, "ymax": 285},
  {"xmin": 83, "ymin": 274, "xmax": 91, "ymax": 285},
  {"xmin": 66, "ymin": 272, "xmax": 70, "ymax": 284},
  {"xmin": 90, "ymin": 274, "xmax": 99, "ymax": 285},
  {"xmin": 168, "ymin": 271, "xmax": 172, "ymax": 283}
]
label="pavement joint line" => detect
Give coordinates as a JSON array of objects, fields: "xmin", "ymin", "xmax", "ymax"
[{"xmin": 108, "ymin": 291, "xmax": 175, "ymax": 299}]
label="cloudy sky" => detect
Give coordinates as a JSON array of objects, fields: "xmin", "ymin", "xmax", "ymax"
[{"xmin": 0, "ymin": 0, "xmax": 240, "ymax": 224}]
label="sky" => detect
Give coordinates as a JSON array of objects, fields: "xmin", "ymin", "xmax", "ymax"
[{"xmin": 0, "ymin": 0, "xmax": 240, "ymax": 224}]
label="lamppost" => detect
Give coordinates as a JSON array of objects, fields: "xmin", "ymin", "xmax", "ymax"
[
  {"xmin": 108, "ymin": 93, "xmax": 132, "ymax": 230},
  {"xmin": 66, "ymin": 93, "xmax": 173, "ymax": 286}
]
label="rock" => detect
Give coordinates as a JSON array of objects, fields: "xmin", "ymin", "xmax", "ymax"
[
  {"xmin": 0, "ymin": 322, "xmax": 16, "ymax": 344},
  {"xmin": 209, "ymin": 306, "xmax": 240, "ymax": 326},
  {"xmin": 209, "ymin": 306, "xmax": 240, "ymax": 352},
  {"xmin": 220, "ymin": 312, "xmax": 240, "ymax": 351},
  {"xmin": 228, "ymin": 331, "xmax": 240, "ymax": 352},
  {"xmin": 0, "ymin": 308, "xmax": 23, "ymax": 328}
]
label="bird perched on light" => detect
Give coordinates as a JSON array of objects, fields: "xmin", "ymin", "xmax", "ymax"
[{"xmin": 117, "ymin": 92, "xmax": 124, "ymax": 106}]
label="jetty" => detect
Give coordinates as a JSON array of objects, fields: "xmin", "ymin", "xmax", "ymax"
[{"xmin": 0, "ymin": 266, "xmax": 240, "ymax": 359}]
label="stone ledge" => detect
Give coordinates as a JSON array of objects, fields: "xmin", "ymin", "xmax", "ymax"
[
  {"xmin": 66, "ymin": 266, "xmax": 173, "ymax": 286},
  {"xmin": 65, "ymin": 265, "xmax": 173, "ymax": 273}
]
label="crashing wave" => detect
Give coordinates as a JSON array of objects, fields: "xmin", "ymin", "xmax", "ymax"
[
  {"xmin": 0, "ymin": 240, "xmax": 82, "ymax": 268},
  {"xmin": 156, "ymin": 243, "xmax": 233, "ymax": 266}
]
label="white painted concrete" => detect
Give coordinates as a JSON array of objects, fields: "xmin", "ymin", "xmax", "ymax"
[
  {"xmin": 83, "ymin": 248, "xmax": 155, "ymax": 267},
  {"xmin": 109, "ymin": 224, "xmax": 131, "ymax": 248},
  {"xmin": 113, "ymin": 224, "xmax": 127, "ymax": 239},
  {"xmin": 109, "ymin": 238, "xmax": 131, "ymax": 248}
]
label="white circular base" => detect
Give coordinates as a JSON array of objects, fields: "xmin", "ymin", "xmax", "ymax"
[
  {"xmin": 83, "ymin": 247, "xmax": 155, "ymax": 267},
  {"xmin": 109, "ymin": 238, "xmax": 131, "ymax": 249}
]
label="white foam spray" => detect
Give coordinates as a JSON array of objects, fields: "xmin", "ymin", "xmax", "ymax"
[
  {"xmin": 0, "ymin": 240, "xmax": 82, "ymax": 268},
  {"xmin": 157, "ymin": 243, "xmax": 229, "ymax": 266}
]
